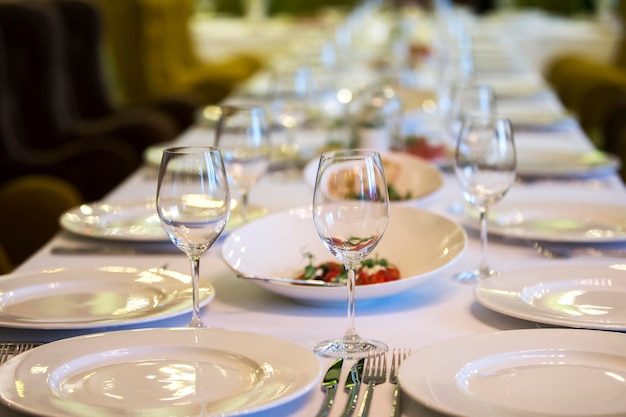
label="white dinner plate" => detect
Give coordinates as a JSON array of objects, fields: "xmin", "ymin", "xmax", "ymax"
[
  {"xmin": 303, "ymin": 151, "xmax": 444, "ymax": 206},
  {"xmin": 0, "ymin": 327, "xmax": 321, "ymax": 417},
  {"xmin": 399, "ymin": 328, "xmax": 626, "ymax": 417},
  {"xmin": 460, "ymin": 196, "xmax": 626, "ymax": 243},
  {"xmin": 60, "ymin": 200, "xmax": 264, "ymax": 241},
  {"xmin": 60, "ymin": 200, "xmax": 167, "ymax": 241},
  {"xmin": 475, "ymin": 264, "xmax": 626, "ymax": 330},
  {"xmin": 221, "ymin": 205, "xmax": 467, "ymax": 305},
  {"xmin": 516, "ymin": 149, "xmax": 620, "ymax": 178},
  {"xmin": 0, "ymin": 266, "xmax": 214, "ymax": 329}
]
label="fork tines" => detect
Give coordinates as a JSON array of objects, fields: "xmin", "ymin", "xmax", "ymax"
[{"xmin": 363, "ymin": 349, "xmax": 387, "ymax": 384}]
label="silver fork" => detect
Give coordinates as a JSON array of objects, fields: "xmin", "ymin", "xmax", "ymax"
[
  {"xmin": 389, "ymin": 348, "xmax": 411, "ymax": 417},
  {"xmin": 0, "ymin": 342, "xmax": 44, "ymax": 365},
  {"xmin": 357, "ymin": 350, "xmax": 387, "ymax": 417}
]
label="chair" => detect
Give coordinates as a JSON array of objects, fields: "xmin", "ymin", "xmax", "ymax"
[
  {"xmin": 93, "ymin": 0, "xmax": 261, "ymax": 114},
  {"xmin": 544, "ymin": 2, "xmax": 626, "ymax": 147},
  {"xmin": 49, "ymin": 0, "xmax": 186, "ymax": 136},
  {"xmin": 0, "ymin": 0, "xmax": 140, "ymax": 201},
  {"xmin": 0, "ymin": 175, "xmax": 83, "ymax": 273}
]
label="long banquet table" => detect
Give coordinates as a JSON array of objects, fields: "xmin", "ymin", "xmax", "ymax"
[{"xmin": 2, "ymin": 6, "xmax": 626, "ymax": 417}]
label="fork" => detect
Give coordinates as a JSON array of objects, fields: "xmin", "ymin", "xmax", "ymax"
[
  {"xmin": 0, "ymin": 342, "xmax": 44, "ymax": 365},
  {"xmin": 357, "ymin": 349, "xmax": 387, "ymax": 417},
  {"xmin": 389, "ymin": 348, "xmax": 411, "ymax": 417}
]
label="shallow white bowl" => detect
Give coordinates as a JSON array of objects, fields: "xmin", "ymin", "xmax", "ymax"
[
  {"xmin": 303, "ymin": 151, "xmax": 444, "ymax": 206},
  {"xmin": 221, "ymin": 205, "xmax": 467, "ymax": 305}
]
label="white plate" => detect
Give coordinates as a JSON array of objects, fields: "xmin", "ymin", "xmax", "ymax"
[
  {"xmin": 0, "ymin": 266, "xmax": 214, "ymax": 329},
  {"xmin": 60, "ymin": 201, "xmax": 265, "ymax": 241},
  {"xmin": 221, "ymin": 205, "xmax": 467, "ymax": 305},
  {"xmin": 475, "ymin": 264, "xmax": 626, "ymax": 330},
  {"xmin": 461, "ymin": 196, "xmax": 626, "ymax": 243},
  {"xmin": 303, "ymin": 151, "xmax": 444, "ymax": 206},
  {"xmin": 516, "ymin": 149, "xmax": 620, "ymax": 178},
  {"xmin": 60, "ymin": 200, "xmax": 167, "ymax": 242},
  {"xmin": 0, "ymin": 327, "xmax": 321, "ymax": 417},
  {"xmin": 399, "ymin": 328, "xmax": 626, "ymax": 417}
]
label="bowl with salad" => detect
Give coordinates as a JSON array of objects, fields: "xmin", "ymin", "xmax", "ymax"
[
  {"xmin": 221, "ymin": 205, "xmax": 467, "ymax": 306},
  {"xmin": 303, "ymin": 151, "xmax": 444, "ymax": 206}
]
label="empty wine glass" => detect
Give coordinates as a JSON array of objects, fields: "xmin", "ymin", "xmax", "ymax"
[
  {"xmin": 454, "ymin": 115, "xmax": 516, "ymax": 282},
  {"xmin": 312, "ymin": 149, "xmax": 390, "ymax": 358},
  {"xmin": 215, "ymin": 105, "xmax": 271, "ymax": 223},
  {"xmin": 446, "ymin": 82, "xmax": 496, "ymax": 144},
  {"xmin": 269, "ymin": 65, "xmax": 317, "ymax": 175},
  {"xmin": 156, "ymin": 147, "xmax": 230, "ymax": 327}
]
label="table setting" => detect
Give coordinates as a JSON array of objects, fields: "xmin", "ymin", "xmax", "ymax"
[{"xmin": 0, "ymin": 2, "xmax": 626, "ymax": 417}]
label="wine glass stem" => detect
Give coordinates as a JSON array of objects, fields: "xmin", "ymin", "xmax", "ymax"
[
  {"xmin": 343, "ymin": 266, "xmax": 359, "ymax": 343},
  {"xmin": 188, "ymin": 255, "xmax": 205, "ymax": 328},
  {"xmin": 479, "ymin": 205, "xmax": 489, "ymax": 275}
]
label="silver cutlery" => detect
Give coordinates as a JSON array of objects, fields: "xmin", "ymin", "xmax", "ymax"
[
  {"xmin": 315, "ymin": 358, "xmax": 343, "ymax": 417},
  {"xmin": 236, "ymin": 274, "xmax": 344, "ymax": 287},
  {"xmin": 389, "ymin": 348, "xmax": 411, "ymax": 417},
  {"xmin": 357, "ymin": 350, "xmax": 387, "ymax": 417},
  {"xmin": 533, "ymin": 242, "xmax": 626, "ymax": 259},
  {"xmin": 341, "ymin": 358, "xmax": 364, "ymax": 417},
  {"xmin": 0, "ymin": 342, "xmax": 44, "ymax": 365}
]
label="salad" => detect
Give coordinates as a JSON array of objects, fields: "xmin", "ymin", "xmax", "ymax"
[{"xmin": 296, "ymin": 256, "xmax": 400, "ymax": 285}]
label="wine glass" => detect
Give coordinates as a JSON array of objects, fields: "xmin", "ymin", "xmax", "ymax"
[
  {"xmin": 312, "ymin": 149, "xmax": 390, "ymax": 358},
  {"xmin": 156, "ymin": 146, "xmax": 230, "ymax": 327},
  {"xmin": 269, "ymin": 65, "xmax": 317, "ymax": 176},
  {"xmin": 453, "ymin": 115, "xmax": 516, "ymax": 282},
  {"xmin": 446, "ymin": 82, "xmax": 496, "ymax": 145},
  {"xmin": 215, "ymin": 105, "xmax": 271, "ymax": 223}
]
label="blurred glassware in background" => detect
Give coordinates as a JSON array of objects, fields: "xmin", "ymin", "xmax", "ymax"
[{"xmin": 350, "ymin": 82, "xmax": 404, "ymax": 152}]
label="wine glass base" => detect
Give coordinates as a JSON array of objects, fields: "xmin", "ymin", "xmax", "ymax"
[
  {"xmin": 454, "ymin": 267, "xmax": 498, "ymax": 283},
  {"xmin": 314, "ymin": 337, "xmax": 388, "ymax": 359}
]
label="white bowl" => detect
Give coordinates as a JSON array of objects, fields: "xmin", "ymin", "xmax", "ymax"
[
  {"xmin": 221, "ymin": 205, "xmax": 467, "ymax": 305},
  {"xmin": 303, "ymin": 151, "xmax": 444, "ymax": 206}
]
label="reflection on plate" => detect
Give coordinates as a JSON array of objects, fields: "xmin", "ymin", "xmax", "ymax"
[
  {"xmin": 460, "ymin": 195, "xmax": 626, "ymax": 243},
  {"xmin": 60, "ymin": 200, "xmax": 266, "ymax": 241},
  {"xmin": 516, "ymin": 149, "xmax": 620, "ymax": 178},
  {"xmin": 221, "ymin": 205, "xmax": 467, "ymax": 305},
  {"xmin": 399, "ymin": 328, "xmax": 626, "ymax": 417},
  {"xmin": 303, "ymin": 151, "xmax": 444, "ymax": 206},
  {"xmin": 0, "ymin": 327, "xmax": 321, "ymax": 417},
  {"xmin": 0, "ymin": 266, "xmax": 214, "ymax": 329},
  {"xmin": 475, "ymin": 264, "xmax": 626, "ymax": 330}
]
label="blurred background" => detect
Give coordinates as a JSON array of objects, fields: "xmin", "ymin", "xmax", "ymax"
[{"xmin": 0, "ymin": 0, "xmax": 623, "ymax": 271}]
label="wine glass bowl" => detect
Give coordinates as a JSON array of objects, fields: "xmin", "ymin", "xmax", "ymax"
[
  {"xmin": 453, "ymin": 115, "xmax": 516, "ymax": 282},
  {"xmin": 312, "ymin": 149, "xmax": 390, "ymax": 358},
  {"xmin": 156, "ymin": 146, "xmax": 231, "ymax": 327},
  {"xmin": 215, "ymin": 105, "xmax": 271, "ymax": 222}
]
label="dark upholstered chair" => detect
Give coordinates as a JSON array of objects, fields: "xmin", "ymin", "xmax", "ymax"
[
  {"xmin": 0, "ymin": 175, "xmax": 83, "ymax": 273},
  {"xmin": 92, "ymin": 0, "xmax": 261, "ymax": 119},
  {"xmin": 49, "ymin": 0, "xmax": 187, "ymax": 136},
  {"xmin": 0, "ymin": 1, "xmax": 141, "ymax": 201}
]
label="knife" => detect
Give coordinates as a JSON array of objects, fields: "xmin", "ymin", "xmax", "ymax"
[
  {"xmin": 340, "ymin": 358, "xmax": 364, "ymax": 417},
  {"xmin": 50, "ymin": 245, "xmax": 180, "ymax": 255},
  {"xmin": 315, "ymin": 358, "xmax": 343, "ymax": 417}
]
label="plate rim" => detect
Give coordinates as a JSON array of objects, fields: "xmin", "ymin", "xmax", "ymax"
[
  {"xmin": 475, "ymin": 264, "xmax": 626, "ymax": 330},
  {"xmin": 399, "ymin": 328, "xmax": 626, "ymax": 417},
  {"xmin": 460, "ymin": 199, "xmax": 626, "ymax": 243},
  {"xmin": 0, "ymin": 327, "xmax": 322, "ymax": 417},
  {"xmin": 0, "ymin": 266, "xmax": 214, "ymax": 329}
]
